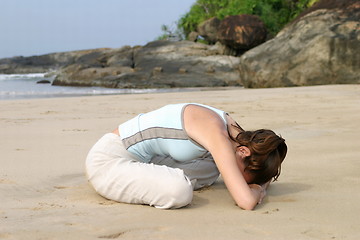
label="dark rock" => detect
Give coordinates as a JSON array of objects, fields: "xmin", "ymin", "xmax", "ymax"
[
  {"xmin": 197, "ymin": 17, "xmax": 221, "ymax": 44},
  {"xmin": 36, "ymin": 80, "xmax": 51, "ymax": 84},
  {"xmin": 239, "ymin": 0, "xmax": 360, "ymax": 88},
  {"xmin": 217, "ymin": 15, "xmax": 267, "ymax": 53}
]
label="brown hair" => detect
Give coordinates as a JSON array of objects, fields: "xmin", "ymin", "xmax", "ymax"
[{"xmin": 230, "ymin": 126, "xmax": 287, "ymax": 185}]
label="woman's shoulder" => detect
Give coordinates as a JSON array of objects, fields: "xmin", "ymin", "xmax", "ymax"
[
  {"xmin": 183, "ymin": 104, "xmax": 225, "ymax": 124},
  {"xmin": 183, "ymin": 104, "xmax": 229, "ymax": 146}
]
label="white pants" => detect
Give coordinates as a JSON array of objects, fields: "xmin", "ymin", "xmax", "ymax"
[{"xmin": 85, "ymin": 133, "xmax": 219, "ymax": 209}]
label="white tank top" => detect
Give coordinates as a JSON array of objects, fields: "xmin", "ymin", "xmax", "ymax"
[{"xmin": 118, "ymin": 103, "xmax": 228, "ymax": 163}]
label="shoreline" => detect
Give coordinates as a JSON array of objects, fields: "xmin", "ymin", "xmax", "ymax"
[
  {"xmin": 0, "ymin": 87, "xmax": 193, "ymax": 101},
  {"xmin": 1, "ymin": 84, "xmax": 359, "ymax": 239},
  {"xmin": 0, "ymin": 71, "xmax": 245, "ymax": 101}
]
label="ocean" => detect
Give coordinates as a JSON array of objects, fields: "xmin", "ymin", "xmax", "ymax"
[{"xmin": 0, "ymin": 73, "xmax": 185, "ymax": 100}]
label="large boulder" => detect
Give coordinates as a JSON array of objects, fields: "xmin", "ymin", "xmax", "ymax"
[
  {"xmin": 239, "ymin": 0, "xmax": 360, "ymax": 88},
  {"xmin": 217, "ymin": 15, "xmax": 267, "ymax": 54},
  {"xmin": 53, "ymin": 40, "xmax": 241, "ymax": 88}
]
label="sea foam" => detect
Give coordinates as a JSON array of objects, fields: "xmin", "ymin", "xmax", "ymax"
[{"xmin": 0, "ymin": 73, "xmax": 46, "ymax": 81}]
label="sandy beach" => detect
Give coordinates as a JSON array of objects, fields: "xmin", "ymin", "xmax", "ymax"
[{"xmin": 1, "ymin": 85, "xmax": 359, "ymax": 240}]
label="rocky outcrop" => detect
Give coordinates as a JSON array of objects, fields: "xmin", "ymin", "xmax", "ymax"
[
  {"xmin": 0, "ymin": 49, "xmax": 111, "ymax": 74},
  {"xmin": 239, "ymin": 0, "xmax": 360, "ymax": 88},
  {"xmin": 51, "ymin": 46, "xmax": 136, "ymax": 87},
  {"xmin": 53, "ymin": 40, "xmax": 241, "ymax": 88}
]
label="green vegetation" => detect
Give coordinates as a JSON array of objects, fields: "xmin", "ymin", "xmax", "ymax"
[{"xmin": 161, "ymin": 0, "xmax": 319, "ymax": 40}]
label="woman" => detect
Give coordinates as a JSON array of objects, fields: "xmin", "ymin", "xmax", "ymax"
[{"xmin": 86, "ymin": 103, "xmax": 287, "ymax": 210}]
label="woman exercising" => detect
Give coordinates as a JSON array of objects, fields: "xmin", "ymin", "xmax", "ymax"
[{"xmin": 86, "ymin": 103, "xmax": 287, "ymax": 210}]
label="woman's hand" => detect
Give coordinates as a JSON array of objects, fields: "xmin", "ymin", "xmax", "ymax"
[{"xmin": 249, "ymin": 184, "xmax": 266, "ymax": 204}]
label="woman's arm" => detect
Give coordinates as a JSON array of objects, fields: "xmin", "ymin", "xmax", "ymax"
[
  {"xmin": 183, "ymin": 105, "xmax": 262, "ymax": 210},
  {"xmin": 207, "ymin": 131, "xmax": 262, "ymax": 210}
]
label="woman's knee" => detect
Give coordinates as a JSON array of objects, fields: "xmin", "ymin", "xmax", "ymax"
[{"xmin": 154, "ymin": 175, "xmax": 193, "ymax": 209}]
